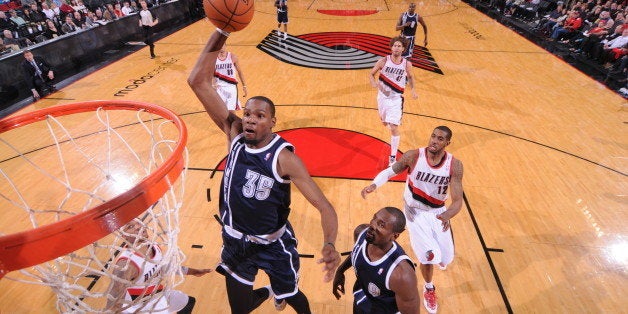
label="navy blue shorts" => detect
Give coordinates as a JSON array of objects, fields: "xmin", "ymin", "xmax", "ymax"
[
  {"xmin": 217, "ymin": 225, "xmax": 300, "ymax": 298},
  {"xmin": 277, "ymin": 11, "xmax": 288, "ymax": 24}
]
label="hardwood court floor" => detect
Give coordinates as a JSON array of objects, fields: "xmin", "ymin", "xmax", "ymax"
[{"xmin": 1, "ymin": 0, "xmax": 626, "ymax": 313}]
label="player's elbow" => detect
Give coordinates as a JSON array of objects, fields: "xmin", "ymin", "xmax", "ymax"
[{"xmin": 187, "ymin": 71, "xmax": 205, "ymax": 89}]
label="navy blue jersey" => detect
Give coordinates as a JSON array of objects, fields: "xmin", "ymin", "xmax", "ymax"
[
  {"xmin": 219, "ymin": 133, "xmax": 293, "ymax": 235},
  {"xmin": 400, "ymin": 12, "xmax": 419, "ymax": 37},
  {"xmin": 351, "ymin": 229, "xmax": 414, "ymax": 313}
]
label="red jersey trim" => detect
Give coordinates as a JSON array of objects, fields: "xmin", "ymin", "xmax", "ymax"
[
  {"xmin": 407, "ymin": 180, "xmax": 446, "ymax": 207},
  {"xmin": 214, "ymin": 72, "xmax": 238, "ymax": 84}
]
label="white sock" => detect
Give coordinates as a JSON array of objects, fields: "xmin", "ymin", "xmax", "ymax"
[
  {"xmin": 264, "ymin": 285, "xmax": 274, "ymax": 298},
  {"xmin": 390, "ymin": 135, "xmax": 400, "ymax": 157},
  {"xmin": 425, "ymin": 282, "xmax": 434, "ymax": 289}
]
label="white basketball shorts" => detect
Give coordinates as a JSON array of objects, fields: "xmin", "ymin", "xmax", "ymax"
[
  {"xmin": 404, "ymin": 203, "xmax": 454, "ymax": 266},
  {"xmin": 377, "ymin": 92, "xmax": 403, "ymax": 125},
  {"xmin": 216, "ymin": 83, "xmax": 241, "ymax": 111}
]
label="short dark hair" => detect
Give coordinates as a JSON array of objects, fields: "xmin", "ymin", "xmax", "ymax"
[
  {"xmin": 435, "ymin": 125, "xmax": 452, "ymax": 140},
  {"xmin": 23, "ymin": 49, "xmax": 32, "ymax": 55},
  {"xmin": 248, "ymin": 96, "xmax": 276, "ymax": 117},
  {"xmin": 383, "ymin": 206, "xmax": 406, "ymax": 233},
  {"xmin": 390, "ymin": 36, "xmax": 408, "ymax": 49}
]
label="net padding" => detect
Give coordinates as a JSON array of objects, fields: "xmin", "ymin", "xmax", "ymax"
[{"xmin": 0, "ymin": 100, "xmax": 188, "ymax": 313}]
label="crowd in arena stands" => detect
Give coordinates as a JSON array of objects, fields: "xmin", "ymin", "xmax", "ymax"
[
  {"xmin": 0, "ymin": 0, "xmax": 168, "ymax": 56},
  {"xmin": 500, "ymin": 0, "xmax": 627, "ymax": 94}
]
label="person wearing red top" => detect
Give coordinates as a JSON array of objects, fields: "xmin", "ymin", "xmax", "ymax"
[{"xmin": 550, "ymin": 10, "xmax": 583, "ymax": 40}]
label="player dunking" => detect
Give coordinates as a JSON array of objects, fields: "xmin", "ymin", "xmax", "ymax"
[
  {"xmin": 214, "ymin": 43, "xmax": 247, "ymax": 113},
  {"xmin": 361, "ymin": 126, "xmax": 464, "ymax": 314},
  {"xmin": 188, "ymin": 29, "xmax": 340, "ymax": 314},
  {"xmin": 369, "ymin": 36, "xmax": 418, "ymax": 166}
]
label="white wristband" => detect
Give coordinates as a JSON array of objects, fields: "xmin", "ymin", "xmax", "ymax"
[
  {"xmin": 372, "ymin": 166, "xmax": 396, "ymax": 188},
  {"xmin": 216, "ymin": 28, "xmax": 230, "ymax": 37}
]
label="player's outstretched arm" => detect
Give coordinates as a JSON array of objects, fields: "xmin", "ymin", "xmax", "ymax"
[
  {"xmin": 389, "ymin": 260, "xmax": 420, "ymax": 314},
  {"xmin": 361, "ymin": 150, "xmax": 417, "ymax": 199},
  {"xmin": 277, "ymin": 148, "xmax": 340, "ymax": 282},
  {"xmin": 332, "ymin": 255, "xmax": 351, "ymax": 300},
  {"xmin": 188, "ymin": 30, "xmax": 242, "ymax": 140}
]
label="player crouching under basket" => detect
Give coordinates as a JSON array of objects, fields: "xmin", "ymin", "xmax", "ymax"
[{"xmin": 107, "ymin": 219, "xmax": 212, "ymax": 313}]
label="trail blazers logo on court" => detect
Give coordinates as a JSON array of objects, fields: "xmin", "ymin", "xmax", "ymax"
[{"xmin": 257, "ymin": 31, "xmax": 443, "ymax": 74}]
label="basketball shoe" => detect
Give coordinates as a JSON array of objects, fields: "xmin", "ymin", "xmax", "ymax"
[
  {"xmin": 274, "ymin": 298, "xmax": 287, "ymax": 311},
  {"xmin": 423, "ymin": 285, "xmax": 438, "ymax": 313}
]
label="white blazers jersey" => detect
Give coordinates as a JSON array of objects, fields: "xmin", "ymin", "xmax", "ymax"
[
  {"xmin": 404, "ymin": 147, "xmax": 453, "ymax": 210},
  {"xmin": 116, "ymin": 245, "xmax": 169, "ymax": 313},
  {"xmin": 214, "ymin": 52, "xmax": 238, "ymax": 86},
  {"xmin": 378, "ymin": 55, "xmax": 407, "ymax": 98}
]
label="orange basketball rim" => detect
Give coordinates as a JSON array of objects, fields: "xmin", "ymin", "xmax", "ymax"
[{"xmin": 0, "ymin": 100, "xmax": 188, "ymax": 279}]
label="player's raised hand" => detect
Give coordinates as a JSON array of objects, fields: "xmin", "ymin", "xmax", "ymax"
[
  {"xmin": 361, "ymin": 184, "xmax": 376, "ymax": 199},
  {"xmin": 332, "ymin": 270, "xmax": 346, "ymax": 300},
  {"xmin": 318, "ymin": 244, "xmax": 340, "ymax": 282}
]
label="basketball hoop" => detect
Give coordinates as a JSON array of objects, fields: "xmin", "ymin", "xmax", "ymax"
[{"xmin": 0, "ymin": 100, "xmax": 188, "ymax": 312}]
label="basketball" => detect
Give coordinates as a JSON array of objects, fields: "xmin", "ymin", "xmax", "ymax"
[{"xmin": 203, "ymin": 0, "xmax": 255, "ymax": 32}]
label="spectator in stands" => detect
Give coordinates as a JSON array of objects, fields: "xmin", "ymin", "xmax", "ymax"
[
  {"xmin": 43, "ymin": 18, "xmax": 64, "ymax": 39},
  {"xmin": 72, "ymin": 11, "xmax": 86, "ymax": 28},
  {"xmin": 572, "ymin": 19, "xmax": 609, "ymax": 52},
  {"xmin": 130, "ymin": 1, "xmax": 140, "ymax": 13},
  {"xmin": 50, "ymin": 2, "xmax": 62, "ymax": 20},
  {"xmin": 589, "ymin": 24, "xmax": 625, "ymax": 60},
  {"xmin": 550, "ymin": 10, "xmax": 582, "ymax": 41},
  {"xmin": 0, "ymin": 11, "xmax": 18, "ymax": 32},
  {"xmin": 2, "ymin": 28, "xmax": 30, "ymax": 49},
  {"xmin": 121, "ymin": 1, "xmax": 135, "ymax": 15},
  {"xmin": 1, "ymin": 29, "xmax": 20, "ymax": 51},
  {"xmin": 84, "ymin": 11, "xmax": 99, "ymax": 28},
  {"xmin": 70, "ymin": 0, "xmax": 87, "ymax": 14},
  {"xmin": 21, "ymin": 49, "xmax": 56, "ymax": 101},
  {"xmin": 585, "ymin": 5, "xmax": 602, "ymax": 24},
  {"xmin": 27, "ymin": 3, "xmax": 46, "ymax": 23},
  {"xmin": 0, "ymin": 38, "xmax": 8, "ymax": 54},
  {"xmin": 93, "ymin": 8, "xmax": 108, "ymax": 25},
  {"xmin": 105, "ymin": 3, "xmax": 118, "ymax": 20},
  {"xmin": 9, "ymin": 10, "xmax": 28, "ymax": 27},
  {"xmin": 598, "ymin": 27, "xmax": 628, "ymax": 68},
  {"xmin": 41, "ymin": 2, "xmax": 56, "ymax": 21},
  {"xmin": 113, "ymin": 3, "xmax": 124, "ymax": 18},
  {"xmin": 536, "ymin": 2, "xmax": 565, "ymax": 35},
  {"xmin": 61, "ymin": 14, "xmax": 79, "ymax": 33},
  {"xmin": 597, "ymin": 10, "xmax": 614, "ymax": 30},
  {"xmin": 613, "ymin": 11, "xmax": 624, "ymax": 26},
  {"xmin": 102, "ymin": 8, "xmax": 115, "ymax": 22}
]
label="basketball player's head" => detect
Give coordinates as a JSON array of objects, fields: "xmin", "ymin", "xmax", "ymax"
[
  {"xmin": 242, "ymin": 96, "xmax": 277, "ymax": 146},
  {"xmin": 365, "ymin": 207, "xmax": 406, "ymax": 246},
  {"xmin": 428, "ymin": 126, "xmax": 452, "ymax": 154},
  {"xmin": 120, "ymin": 219, "xmax": 149, "ymax": 246},
  {"xmin": 408, "ymin": 2, "xmax": 416, "ymax": 13},
  {"xmin": 390, "ymin": 36, "xmax": 408, "ymax": 49}
]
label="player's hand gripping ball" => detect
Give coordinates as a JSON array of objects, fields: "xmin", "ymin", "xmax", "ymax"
[{"xmin": 204, "ymin": 0, "xmax": 255, "ymax": 32}]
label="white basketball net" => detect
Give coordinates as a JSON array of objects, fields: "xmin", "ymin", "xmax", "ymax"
[{"xmin": 0, "ymin": 106, "xmax": 188, "ymax": 313}]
